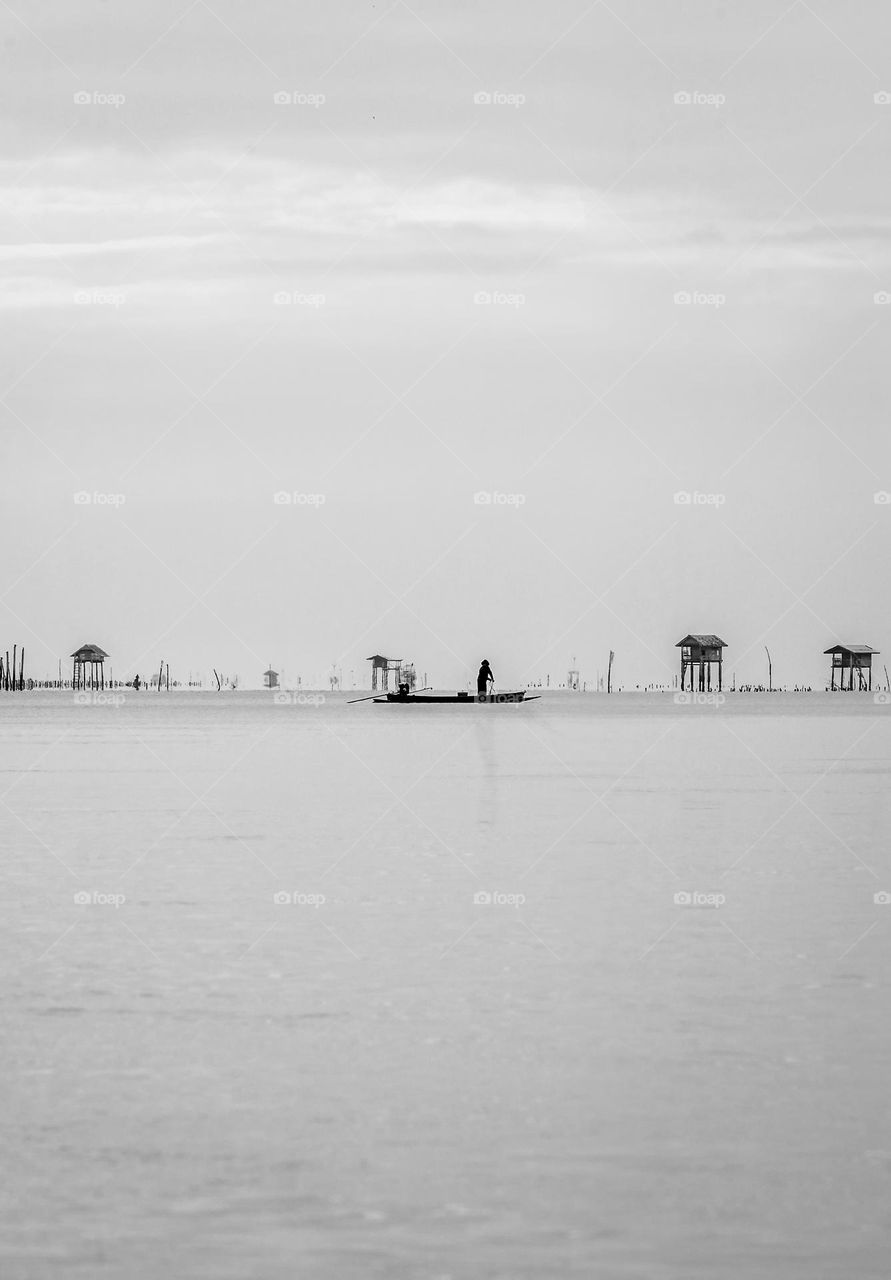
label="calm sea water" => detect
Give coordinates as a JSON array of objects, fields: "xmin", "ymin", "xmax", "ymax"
[{"xmin": 1, "ymin": 691, "xmax": 889, "ymax": 1279}]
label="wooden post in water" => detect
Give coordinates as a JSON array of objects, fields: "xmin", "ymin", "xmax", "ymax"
[
  {"xmin": 607, "ymin": 650, "xmax": 614, "ymax": 694},
  {"xmin": 18, "ymin": 648, "xmax": 24, "ymax": 691},
  {"xmin": 157, "ymin": 659, "xmax": 164, "ymax": 691}
]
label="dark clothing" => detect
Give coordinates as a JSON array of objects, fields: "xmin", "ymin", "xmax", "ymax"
[{"xmin": 477, "ymin": 662, "xmax": 493, "ymax": 694}]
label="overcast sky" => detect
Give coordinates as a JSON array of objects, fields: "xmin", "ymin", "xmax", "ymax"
[{"xmin": 2, "ymin": 0, "xmax": 890, "ymax": 688}]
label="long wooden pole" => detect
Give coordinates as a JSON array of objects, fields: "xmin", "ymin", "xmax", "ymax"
[{"xmin": 348, "ymin": 687, "xmax": 433, "ymax": 704}]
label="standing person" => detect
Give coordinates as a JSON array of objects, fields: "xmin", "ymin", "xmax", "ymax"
[{"xmin": 477, "ymin": 659, "xmax": 494, "ymax": 699}]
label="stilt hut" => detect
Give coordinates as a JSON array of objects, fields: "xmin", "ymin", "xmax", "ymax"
[
  {"xmin": 72, "ymin": 643, "xmax": 108, "ymax": 690},
  {"xmin": 676, "ymin": 634, "xmax": 726, "ymax": 692},
  {"xmin": 263, "ymin": 666, "xmax": 279, "ymax": 689},
  {"xmin": 367, "ymin": 654, "xmax": 402, "ymax": 692},
  {"xmin": 824, "ymin": 644, "xmax": 879, "ymax": 691}
]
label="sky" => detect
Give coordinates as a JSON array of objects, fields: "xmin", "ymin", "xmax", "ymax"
[{"xmin": 2, "ymin": 0, "xmax": 890, "ymax": 690}]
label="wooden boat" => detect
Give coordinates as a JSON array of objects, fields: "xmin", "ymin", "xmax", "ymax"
[{"xmin": 376, "ymin": 690, "xmax": 530, "ymax": 704}]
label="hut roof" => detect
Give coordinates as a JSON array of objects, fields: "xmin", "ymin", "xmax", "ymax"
[
  {"xmin": 823, "ymin": 644, "xmax": 879, "ymax": 655},
  {"xmin": 675, "ymin": 634, "xmax": 727, "ymax": 648},
  {"xmin": 366, "ymin": 654, "xmax": 401, "ymax": 663},
  {"xmin": 70, "ymin": 643, "xmax": 109, "ymax": 659},
  {"xmin": 263, "ymin": 668, "xmax": 278, "ymax": 676}
]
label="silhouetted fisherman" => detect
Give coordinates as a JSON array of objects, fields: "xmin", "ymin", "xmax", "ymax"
[{"xmin": 477, "ymin": 660, "xmax": 494, "ymax": 698}]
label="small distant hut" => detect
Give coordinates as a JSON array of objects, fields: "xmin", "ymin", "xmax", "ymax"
[
  {"xmin": 263, "ymin": 667, "xmax": 279, "ymax": 689},
  {"xmin": 71, "ymin": 643, "xmax": 108, "ymax": 690},
  {"xmin": 367, "ymin": 654, "xmax": 402, "ymax": 692},
  {"xmin": 676, "ymin": 634, "xmax": 726, "ymax": 692},
  {"xmin": 824, "ymin": 643, "xmax": 879, "ymax": 691}
]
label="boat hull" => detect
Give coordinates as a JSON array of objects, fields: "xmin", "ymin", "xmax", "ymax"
[{"xmin": 377, "ymin": 691, "xmax": 527, "ymax": 704}]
